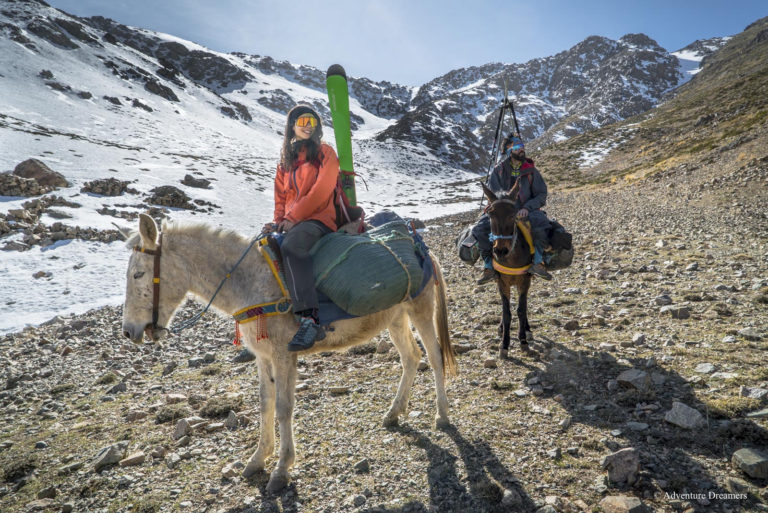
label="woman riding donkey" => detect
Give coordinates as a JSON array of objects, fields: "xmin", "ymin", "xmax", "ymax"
[
  {"xmin": 122, "ymin": 104, "xmax": 456, "ymax": 493},
  {"xmin": 472, "ymin": 133, "xmax": 553, "ymax": 284},
  {"xmin": 262, "ymin": 104, "xmax": 339, "ymax": 351}
]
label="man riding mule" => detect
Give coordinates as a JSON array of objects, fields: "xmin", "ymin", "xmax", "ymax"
[
  {"xmin": 121, "ymin": 213, "xmax": 457, "ymax": 494},
  {"xmin": 480, "ymin": 181, "xmax": 540, "ymax": 358},
  {"xmin": 472, "ymin": 133, "xmax": 553, "ymax": 284}
]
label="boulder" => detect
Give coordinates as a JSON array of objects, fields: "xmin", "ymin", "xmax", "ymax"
[
  {"xmin": 616, "ymin": 369, "xmax": 651, "ymax": 393},
  {"xmin": 660, "ymin": 305, "xmax": 690, "ymax": 319},
  {"xmin": 14, "ymin": 159, "xmax": 69, "ymax": 188},
  {"xmin": 92, "ymin": 441, "xmax": 127, "ymax": 471},
  {"xmin": 601, "ymin": 448, "xmax": 640, "ymax": 484},
  {"xmin": 147, "ymin": 185, "xmax": 192, "ymax": 209},
  {"xmin": 81, "ymin": 178, "xmax": 130, "ymax": 196},
  {"xmin": 0, "ymin": 173, "xmax": 49, "ymax": 197},
  {"xmin": 181, "ymin": 174, "xmax": 211, "ymax": 189},
  {"xmin": 664, "ymin": 401, "xmax": 705, "ymax": 429},
  {"xmin": 144, "ymin": 79, "xmax": 179, "ymax": 102},
  {"xmin": 732, "ymin": 448, "xmax": 768, "ymax": 479},
  {"xmin": 738, "ymin": 328, "xmax": 762, "ymax": 341},
  {"xmin": 599, "ymin": 495, "xmax": 646, "ymax": 513}
]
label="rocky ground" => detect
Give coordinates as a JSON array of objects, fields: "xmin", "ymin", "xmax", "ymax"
[{"xmin": 1, "ymin": 160, "xmax": 767, "ymax": 513}]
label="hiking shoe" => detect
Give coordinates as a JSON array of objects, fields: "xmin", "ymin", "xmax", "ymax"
[
  {"xmin": 476, "ymin": 268, "xmax": 496, "ymax": 285},
  {"xmin": 528, "ymin": 263, "xmax": 553, "ymax": 280},
  {"xmin": 287, "ymin": 316, "xmax": 325, "ymax": 352},
  {"xmin": 232, "ymin": 348, "xmax": 256, "ymax": 363}
]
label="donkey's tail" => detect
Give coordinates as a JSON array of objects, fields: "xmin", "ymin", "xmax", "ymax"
[{"xmin": 431, "ymin": 255, "xmax": 457, "ymax": 378}]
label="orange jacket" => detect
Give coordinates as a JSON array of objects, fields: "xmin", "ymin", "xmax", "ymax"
[{"xmin": 273, "ymin": 143, "xmax": 339, "ymax": 231}]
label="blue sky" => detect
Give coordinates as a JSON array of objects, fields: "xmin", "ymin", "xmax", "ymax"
[{"xmin": 46, "ymin": 0, "xmax": 767, "ymax": 85}]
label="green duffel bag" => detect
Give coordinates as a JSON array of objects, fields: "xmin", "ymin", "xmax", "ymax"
[{"xmin": 311, "ymin": 221, "xmax": 424, "ymax": 316}]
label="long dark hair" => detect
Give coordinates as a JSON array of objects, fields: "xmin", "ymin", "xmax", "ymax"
[{"xmin": 280, "ymin": 104, "xmax": 324, "ymax": 171}]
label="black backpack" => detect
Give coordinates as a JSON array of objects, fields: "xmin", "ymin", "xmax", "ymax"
[
  {"xmin": 544, "ymin": 220, "xmax": 574, "ymax": 270},
  {"xmin": 456, "ymin": 225, "xmax": 480, "ymax": 265}
]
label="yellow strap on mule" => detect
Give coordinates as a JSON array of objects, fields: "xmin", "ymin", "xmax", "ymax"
[
  {"xmin": 491, "ymin": 220, "xmax": 535, "ymax": 275},
  {"xmin": 517, "ymin": 220, "xmax": 535, "ymax": 256},
  {"xmin": 233, "ymin": 238, "xmax": 292, "ymax": 324},
  {"xmin": 492, "ymin": 260, "xmax": 531, "ymax": 275}
]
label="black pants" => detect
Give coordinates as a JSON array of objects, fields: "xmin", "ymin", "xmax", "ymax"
[{"xmin": 282, "ymin": 220, "xmax": 332, "ymax": 312}]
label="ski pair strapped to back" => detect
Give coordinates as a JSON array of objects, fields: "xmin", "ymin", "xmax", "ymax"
[
  {"xmin": 480, "ymin": 78, "xmax": 521, "ymax": 210},
  {"xmin": 326, "ymin": 64, "xmax": 357, "ymax": 207},
  {"xmin": 486, "ymin": 78, "xmax": 522, "ymax": 176}
]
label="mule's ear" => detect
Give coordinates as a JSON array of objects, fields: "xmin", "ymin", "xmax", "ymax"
[
  {"xmin": 481, "ymin": 181, "xmax": 497, "ymax": 203},
  {"xmin": 138, "ymin": 213, "xmax": 158, "ymax": 249},
  {"xmin": 111, "ymin": 222, "xmax": 131, "ymax": 241}
]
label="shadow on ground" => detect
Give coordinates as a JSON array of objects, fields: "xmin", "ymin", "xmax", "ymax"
[
  {"xmin": 359, "ymin": 424, "xmax": 536, "ymax": 513},
  {"xmin": 496, "ymin": 334, "xmax": 768, "ymax": 511}
]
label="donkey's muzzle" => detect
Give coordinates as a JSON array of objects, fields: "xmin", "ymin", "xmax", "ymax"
[{"xmin": 122, "ymin": 322, "xmax": 146, "ymax": 343}]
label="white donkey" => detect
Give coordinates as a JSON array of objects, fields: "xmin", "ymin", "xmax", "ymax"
[{"xmin": 121, "ymin": 214, "xmax": 457, "ymax": 494}]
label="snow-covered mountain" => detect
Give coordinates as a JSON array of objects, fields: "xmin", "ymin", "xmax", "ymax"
[
  {"xmin": 379, "ymin": 34, "xmax": 730, "ymax": 163},
  {"xmin": 0, "ymin": 0, "xmax": 734, "ymax": 333},
  {"xmin": 0, "ymin": 0, "xmax": 479, "ymax": 333},
  {"xmin": 671, "ymin": 37, "xmax": 731, "ymax": 78}
]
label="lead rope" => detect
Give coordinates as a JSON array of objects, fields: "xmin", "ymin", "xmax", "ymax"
[{"xmin": 170, "ymin": 234, "xmax": 263, "ymax": 334}]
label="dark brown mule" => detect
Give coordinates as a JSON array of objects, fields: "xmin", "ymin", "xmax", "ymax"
[{"xmin": 481, "ymin": 181, "xmax": 535, "ymax": 358}]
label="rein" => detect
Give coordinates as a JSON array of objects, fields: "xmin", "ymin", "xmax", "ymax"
[{"xmin": 133, "ymin": 232, "xmax": 264, "ymax": 335}]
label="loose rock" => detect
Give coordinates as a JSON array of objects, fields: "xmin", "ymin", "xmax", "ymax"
[
  {"xmin": 601, "ymin": 448, "xmax": 640, "ymax": 485},
  {"xmin": 664, "ymin": 402, "xmax": 705, "ymax": 429},
  {"xmin": 732, "ymin": 448, "xmax": 768, "ymax": 479}
]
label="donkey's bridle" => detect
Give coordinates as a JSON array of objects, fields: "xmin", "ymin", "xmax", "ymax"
[
  {"xmin": 487, "ymin": 200, "xmax": 535, "ymax": 275},
  {"xmin": 488, "ymin": 198, "xmax": 520, "ymax": 248},
  {"xmin": 132, "ymin": 231, "xmax": 283, "ymax": 337},
  {"xmin": 133, "ymin": 233, "xmax": 164, "ymax": 332}
]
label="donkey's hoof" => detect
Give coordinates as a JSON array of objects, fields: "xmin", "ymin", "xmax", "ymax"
[
  {"xmin": 435, "ymin": 417, "xmax": 451, "ymax": 430},
  {"xmin": 267, "ymin": 472, "xmax": 291, "ymax": 495},
  {"xmin": 499, "ymin": 348, "xmax": 509, "ymax": 360},
  {"xmin": 242, "ymin": 461, "xmax": 266, "ymax": 478},
  {"xmin": 382, "ymin": 416, "xmax": 399, "ymax": 428}
]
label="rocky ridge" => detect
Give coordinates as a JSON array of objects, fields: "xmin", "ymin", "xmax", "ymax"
[
  {"xmin": 377, "ymin": 33, "xmax": 726, "ymax": 167},
  {"xmin": 0, "ymin": 0, "xmax": 734, "ymax": 172}
]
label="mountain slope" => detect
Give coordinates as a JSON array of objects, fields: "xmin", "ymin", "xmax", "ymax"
[
  {"xmin": 1, "ymin": 0, "xmax": 734, "ymax": 174},
  {"xmin": 0, "ymin": 0, "xmax": 479, "ymax": 333},
  {"xmin": 535, "ymin": 15, "xmax": 768, "ymax": 195},
  {"xmin": 377, "ymin": 33, "xmax": 728, "ymax": 169}
]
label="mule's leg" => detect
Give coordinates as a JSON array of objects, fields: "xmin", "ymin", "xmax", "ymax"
[
  {"xmin": 244, "ymin": 357, "xmax": 276, "ymax": 477},
  {"xmin": 409, "ymin": 299, "xmax": 450, "ymax": 429},
  {"xmin": 267, "ymin": 354, "xmax": 298, "ymax": 494},
  {"xmin": 498, "ymin": 279, "xmax": 512, "ymax": 359},
  {"xmin": 383, "ymin": 311, "xmax": 421, "ymax": 427},
  {"xmin": 516, "ymin": 276, "xmax": 532, "ymax": 348}
]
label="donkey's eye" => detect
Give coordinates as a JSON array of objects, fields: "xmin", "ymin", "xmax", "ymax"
[{"xmin": 133, "ymin": 271, "xmax": 145, "ymax": 279}]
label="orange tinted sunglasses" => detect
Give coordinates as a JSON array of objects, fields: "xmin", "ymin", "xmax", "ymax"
[{"xmin": 295, "ymin": 114, "xmax": 318, "ymax": 128}]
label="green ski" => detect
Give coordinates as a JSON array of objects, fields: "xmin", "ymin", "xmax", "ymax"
[{"xmin": 326, "ymin": 64, "xmax": 357, "ymax": 206}]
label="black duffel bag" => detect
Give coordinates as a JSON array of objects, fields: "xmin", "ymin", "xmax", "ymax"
[
  {"xmin": 456, "ymin": 225, "xmax": 480, "ymax": 265},
  {"xmin": 544, "ymin": 220, "xmax": 574, "ymax": 270}
]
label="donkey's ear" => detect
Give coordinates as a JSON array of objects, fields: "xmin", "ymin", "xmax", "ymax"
[
  {"xmin": 481, "ymin": 181, "xmax": 497, "ymax": 203},
  {"xmin": 138, "ymin": 213, "xmax": 158, "ymax": 249}
]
